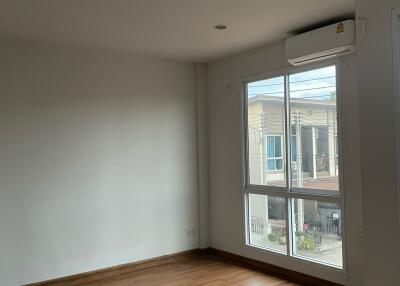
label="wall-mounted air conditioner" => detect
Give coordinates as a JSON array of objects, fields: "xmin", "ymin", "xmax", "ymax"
[{"xmin": 286, "ymin": 20, "xmax": 355, "ymax": 66}]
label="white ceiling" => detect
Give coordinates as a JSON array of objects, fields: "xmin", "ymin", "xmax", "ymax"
[{"xmin": 0, "ymin": 0, "xmax": 354, "ymax": 63}]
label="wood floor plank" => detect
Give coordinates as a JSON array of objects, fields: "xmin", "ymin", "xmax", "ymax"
[{"xmin": 68, "ymin": 254, "xmax": 299, "ymax": 286}]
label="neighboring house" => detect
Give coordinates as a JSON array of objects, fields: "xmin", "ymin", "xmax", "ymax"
[
  {"xmin": 248, "ymin": 94, "xmax": 338, "ymax": 189},
  {"xmin": 248, "ymin": 94, "xmax": 341, "ymax": 255}
]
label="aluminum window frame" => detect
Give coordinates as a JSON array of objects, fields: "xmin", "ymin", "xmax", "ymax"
[
  {"xmin": 392, "ymin": 8, "xmax": 400, "ymax": 253},
  {"xmin": 241, "ymin": 60, "xmax": 346, "ymax": 272}
]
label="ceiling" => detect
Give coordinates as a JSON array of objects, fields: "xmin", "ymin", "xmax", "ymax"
[{"xmin": 0, "ymin": 0, "xmax": 355, "ymax": 63}]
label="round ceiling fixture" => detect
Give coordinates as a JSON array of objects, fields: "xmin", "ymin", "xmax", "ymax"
[{"xmin": 214, "ymin": 24, "xmax": 227, "ymax": 30}]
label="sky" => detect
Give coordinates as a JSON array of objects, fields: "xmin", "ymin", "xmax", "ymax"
[{"xmin": 248, "ymin": 66, "xmax": 336, "ymax": 100}]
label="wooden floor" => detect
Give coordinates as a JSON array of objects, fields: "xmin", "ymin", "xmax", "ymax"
[{"xmin": 63, "ymin": 254, "xmax": 299, "ymax": 286}]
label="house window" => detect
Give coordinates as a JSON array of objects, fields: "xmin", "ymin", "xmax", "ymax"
[
  {"xmin": 244, "ymin": 65, "xmax": 343, "ymax": 269},
  {"xmin": 266, "ymin": 135, "xmax": 283, "ymax": 170}
]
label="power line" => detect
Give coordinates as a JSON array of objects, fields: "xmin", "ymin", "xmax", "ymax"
[
  {"xmin": 248, "ymin": 93, "xmax": 336, "ymax": 99},
  {"xmin": 248, "ymin": 91, "xmax": 285, "ymax": 96},
  {"xmin": 289, "ymin": 75, "xmax": 336, "ymax": 84},
  {"xmin": 248, "ymin": 82, "xmax": 284, "ymax": 88},
  {"xmin": 290, "ymin": 85, "xmax": 336, "ymax": 93},
  {"xmin": 248, "ymin": 76, "xmax": 335, "ymax": 88}
]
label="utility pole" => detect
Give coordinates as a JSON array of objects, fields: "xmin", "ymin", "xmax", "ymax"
[
  {"xmin": 261, "ymin": 112, "xmax": 266, "ymax": 185},
  {"xmin": 295, "ymin": 112, "xmax": 304, "ymax": 232},
  {"xmin": 295, "ymin": 112, "xmax": 303, "ymax": 187},
  {"xmin": 312, "ymin": 127, "xmax": 317, "ymax": 179},
  {"xmin": 260, "ymin": 112, "xmax": 269, "ymax": 235}
]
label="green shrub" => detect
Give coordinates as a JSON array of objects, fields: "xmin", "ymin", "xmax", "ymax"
[
  {"xmin": 266, "ymin": 227, "xmax": 286, "ymax": 245},
  {"xmin": 296, "ymin": 231, "xmax": 316, "ymax": 251}
]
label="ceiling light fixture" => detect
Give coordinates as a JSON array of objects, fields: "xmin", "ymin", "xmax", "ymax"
[{"xmin": 214, "ymin": 24, "xmax": 227, "ymax": 30}]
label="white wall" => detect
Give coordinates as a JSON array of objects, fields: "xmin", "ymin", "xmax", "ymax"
[
  {"xmin": 0, "ymin": 40, "xmax": 199, "ymax": 286},
  {"xmin": 207, "ymin": 42, "xmax": 363, "ymax": 285},
  {"xmin": 356, "ymin": 0, "xmax": 400, "ymax": 285}
]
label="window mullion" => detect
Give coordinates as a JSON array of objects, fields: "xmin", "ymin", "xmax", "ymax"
[
  {"xmin": 283, "ymin": 74, "xmax": 292, "ymax": 256},
  {"xmin": 284, "ymin": 75, "xmax": 291, "ymax": 191}
]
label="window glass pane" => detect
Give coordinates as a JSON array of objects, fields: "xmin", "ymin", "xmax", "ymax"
[
  {"xmin": 267, "ymin": 136, "xmax": 275, "ymax": 157},
  {"xmin": 275, "ymin": 136, "xmax": 282, "ymax": 157},
  {"xmin": 289, "ymin": 66, "xmax": 339, "ymax": 192},
  {"xmin": 292, "ymin": 199, "xmax": 342, "ymax": 268},
  {"xmin": 267, "ymin": 159, "xmax": 275, "ymax": 170},
  {"xmin": 276, "ymin": 159, "xmax": 283, "ymax": 170},
  {"xmin": 247, "ymin": 76, "xmax": 286, "ymax": 186},
  {"xmin": 249, "ymin": 194, "xmax": 287, "ymax": 253}
]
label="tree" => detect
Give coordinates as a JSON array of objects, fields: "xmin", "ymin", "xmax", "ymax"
[{"xmin": 329, "ymin": 90, "xmax": 336, "ymax": 100}]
